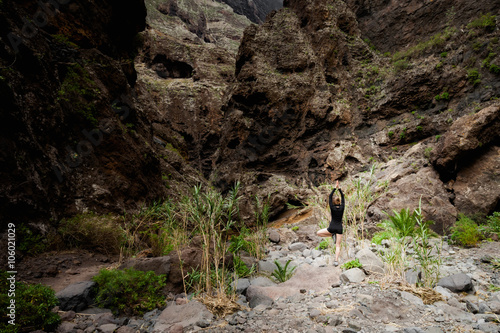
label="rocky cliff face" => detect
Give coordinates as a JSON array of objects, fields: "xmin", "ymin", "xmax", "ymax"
[
  {"xmin": 212, "ymin": 0, "xmax": 500, "ymax": 233},
  {"xmin": 216, "ymin": 0, "xmax": 283, "ymax": 24},
  {"xmin": 0, "ymin": 0, "xmax": 206, "ymax": 224}
]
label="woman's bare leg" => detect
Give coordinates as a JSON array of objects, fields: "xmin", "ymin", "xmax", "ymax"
[
  {"xmin": 316, "ymin": 228, "xmax": 332, "ymax": 237},
  {"xmin": 335, "ymin": 234, "xmax": 343, "ymax": 262}
]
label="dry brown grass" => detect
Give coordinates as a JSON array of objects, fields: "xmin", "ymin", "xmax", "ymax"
[{"xmin": 196, "ymin": 293, "xmax": 247, "ymax": 318}]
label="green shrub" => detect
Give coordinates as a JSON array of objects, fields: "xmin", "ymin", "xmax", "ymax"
[
  {"xmin": 93, "ymin": 268, "xmax": 166, "ymax": 316},
  {"xmin": 394, "ymin": 58, "xmax": 409, "ymax": 72},
  {"xmin": 450, "ymin": 214, "xmax": 482, "ymax": 247},
  {"xmin": 440, "ymin": 52, "xmax": 448, "ymax": 58},
  {"xmin": 271, "ymin": 260, "xmax": 296, "ymax": 283},
  {"xmin": 316, "ymin": 239, "xmax": 329, "ymax": 250},
  {"xmin": 0, "ymin": 271, "xmax": 60, "ymax": 333},
  {"xmin": 233, "ymin": 256, "xmax": 255, "ymax": 278},
  {"xmin": 17, "ymin": 224, "xmax": 49, "ymax": 255},
  {"xmin": 435, "ymin": 92, "xmax": 450, "ymax": 101},
  {"xmin": 388, "ymin": 131, "xmax": 394, "ymax": 138},
  {"xmin": 291, "ymin": 226, "xmax": 299, "ymax": 232},
  {"xmin": 467, "ymin": 68, "xmax": 481, "ymax": 86},
  {"xmin": 467, "ymin": 13, "xmax": 496, "ymax": 31},
  {"xmin": 480, "ymin": 212, "xmax": 500, "ymax": 235},
  {"xmin": 341, "ymin": 258, "xmax": 362, "ymax": 270},
  {"xmin": 58, "ymin": 212, "xmax": 126, "ymax": 254},
  {"xmin": 490, "ymin": 64, "xmax": 500, "ymax": 74},
  {"xmin": 384, "ymin": 208, "xmax": 417, "ymax": 239}
]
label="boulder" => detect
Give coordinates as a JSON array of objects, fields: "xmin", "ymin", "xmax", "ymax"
[
  {"xmin": 268, "ymin": 229, "xmax": 281, "ymax": 243},
  {"xmin": 249, "ymin": 276, "xmax": 277, "ymax": 287},
  {"xmin": 453, "ymin": 146, "xmax": 500, "ymax": 217},
  {"xmin": 248, "ymin": 294, "xmax": 274, "ymax": 308},
  {"xmin": 340, "ymin": 268, "xmax": 366, "ymax": 283},
  {"xmin": 288, "ymin": 242, "xmax": 307, "ymax": 252},
  {"xmin": 437, "ymin": 273, "xmax": 473, "ymax": 293},
  {"xmin": 56, "ymin": 281, "xmax": 96, "ymax": 312},
  {"xmin": 152, "ymin": 300, "xmax": 213, "ymax": 332},
  {"xmin": 118, "ymin": 256, "xmax": 171, "ymax": 276},
  {"xmin": 368, "ymin": 166, "xmax": 457, "ymax": 234},
  {"xmin": 231, "ymin": 278, "xmax": 251, "ymax": 294},
  {"xmin": 355, "ymin": 249, "xmax": 384, "ymax": 274},
  {"xmin": 432, "ymin": 103, "xmax": 500, "ymax": 177}
]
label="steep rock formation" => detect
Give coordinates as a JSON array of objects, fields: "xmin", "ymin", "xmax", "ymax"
[
  {"xmin": 216, "ymin": 0, "xmax": 283, "ymax": 24},
  {"xmin": 213, "ymin": 0, "xmax": 500, "ymax": 232},
  {"xmin": 345, "ymin": 0, "xmax": 500, "ymax": 54},
  {"xmin": 0, "ymin": 0, "xmax": 203, "ymax": 224}
]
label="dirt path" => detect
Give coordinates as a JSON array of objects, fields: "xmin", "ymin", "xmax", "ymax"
[{"xmin": 17, "ymin": 250, "xmax": 119, "ymax": 292}]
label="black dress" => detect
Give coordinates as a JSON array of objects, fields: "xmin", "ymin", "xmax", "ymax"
[{"xmin": 327, "ymin": 188, "xmax": 345, "ymax": 235}]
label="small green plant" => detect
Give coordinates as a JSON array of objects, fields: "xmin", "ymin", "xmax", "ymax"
[
  {"xmin": 316, "ymin": 239, "xmax": 329, "ymax": 250},
  {"xmin": 93, "ymin": 268, "xmax": 167, "ymax": 316},
  {"xmin": 0, "ymin": 271, "xmax": 61, "ymax": 333},
  {"xmin": 490, "ymin": 64, "xmax": 500, "ymax": 74},
  {"xmin": 388, "ymin": 131, "xmax": 394, "ymax": 138},
  {"xmin": 233, "ymin": 256, "xmax": 255, "ymax": 278},
  {"xmin": 394, "ymin": 58, "xmax": 409, "ymax": 72},
  {"xmin": 440, "ymin": 52, "xmax": 448, "ymax": 58},
  {"xmin": 479, "ymin": 212, "xmax": 500, "ymax": 236},
  {"xmin": 435, "ymin": 135, "xmax": 442, "ymax": 141},
  {"xmin": 435, "ymin": 91, "xmax": 450, "ymax": 101},
  {"xmin": 450, "ymin": 214, "xmax": 482, "ymax": 247},
  {"xmin": 424, "ymin": 147, "xmax": 433, "ymax": 159},
  {"xmin": 488, "ymin": 284, "xmax": 500, "ymax": 292},
  {"xmin": 291, "ymin": 226, "xmax": 299, "ymax": 232},
  {"xmin": 271, "ymin": 260, "xmax": 296, "ymax": 283},
  {"xmin": 467, "ymin": 13, "xmax": 496, "ymax": 31},
  {"xmin": 467, "ymin": 68, "xmax": 481, "ymax": 86},
  {"xmin": 341, "ymin": 258, "xmax": 362, "ymax": 270},
  {"xmin": 399, "ymin": 128, "xmax": 407, "ymax": 140},
  {"xmin": 368, "ymin": 281, "xmax": 379, "ymax": 285}
]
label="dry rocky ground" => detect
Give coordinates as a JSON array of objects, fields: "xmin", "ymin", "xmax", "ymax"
[{"xmin": 19, "ymin": 218, "xmax": 500, "ymax": 333}]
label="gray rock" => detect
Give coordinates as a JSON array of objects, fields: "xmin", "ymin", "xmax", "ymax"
[
  {"xmin": 289, "ymin": 242, "xmax": 307, "ymax": 252},
  {"xmin": 465, "ymin": 299, "xmax": 479, "ymax": 313},
  {"xmin": 268, "ymin": 230, "xmax": 280, "ymax": 243},
  {"xmin": 355, "ymin": 248, "xmax": 384, "ymax": 274},
  {"xmin": 119, "ymin": 256, "xmax": 171, "ymax": 276},
  {"xmin": 479, "ymin": 301, "xmax": 492, "ymax": 314},
  {"xmin": 437, "ymin": 273, "xmax": 473, "ymax": 293},
  {"xmin": 356, "ymin": 294, "xmax": 374, "ymax": 306},
  {"xmin": 340, "ymin": 268, "xmax": 366, "ymax": 283},
  {"xmin": 477, "ymin": 323, "xmax": 500, "ymax": 333},
  {"xmin": 258, "ymin": 260, "xmax": 278, "ymax": 274},
  {"xmin": 487, "ymin": 301, "xmax": 500, "ymax": 314},
  {"xmin": 152, "ymin": 300, "xmax": 213, "ymax": 332},
  {"xmin": 405, "ymin": 268, "xmax": 422, "ymax": 285},
  {"xmin": 57, "ymin": 322, "xmax": 76, "ymax": 333},
  {"xmin": 115, "ymin": 327, "xmax": 136, "ymax": 333},
  {"xmin": 303, "ymin": 249, "xmax": 312, "ymax": 257},
  {"xmin": 311, "ymin": 249, "xmax": 322, "ymax": 259},
  {"xmin": 232, "ymin": 278, "xmax": 251, "ymax": 294},
  {"xmin": 249, "ymin": 276, "xmax": 277, "ymax": 287},
  {"xmin": 309, "ymin": 308, "xmax": 321, "ymax": 318},
  {"xmin": 56, "ymin": 281, "xmax": 96, "ymax": 312},
  {"xmin": 476, "ymin": 313, "xmax": 499, "ymax": 322},
  {"xmin": 401, "ymin": 291, "xmax": 424, "ymax": 307},
  {"xmin": 424, "ymin": 328, "xmax": 444, "ymax": 333},
  {"xmin": 433, "ymin": 286, "xmax": 454, "ymax": 300},
  {"xmin": 403, "ymin": 328, "xmax": 424, "ymax": 333},
  {"xmin": 98, "ymin": 324, "xmax": 118, "ymax": 333},
  {"xmin": 249, "ymin": 294, "xmax": 273, "ymax": 308}
]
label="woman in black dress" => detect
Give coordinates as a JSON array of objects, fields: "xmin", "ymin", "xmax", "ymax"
[{"xmin": 316, "ymin": 180, "xmax": 345, "ymax": 266}]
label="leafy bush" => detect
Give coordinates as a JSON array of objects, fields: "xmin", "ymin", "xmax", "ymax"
[
  {"xmin": 271, "ymin": 260, "xmax": 296, "ymax": 283},
  {"xmin": 435, "ymin": 92, "xmax": 450, "ymax": 101},
  {"xmin": 467, "ymin": 68, "xmax": 481, "ymax": 86},
  {"xmin": 92, "ymin": 268, "xmax": 167, "ymax": 316},
  {"xmin": 0, "ymin": 271, "xmax": 60, "ymax": 333},
  {"xmin": 480, "ymin": 212, "xmax": 500, "ymax": 236},
  {"xmin": 450, "ymin": 214, "xmax": 482, "ymax": 247},
  {"xmin": 467, "ymin": 13, "xmax": 496, "ymax": 31},
  {"xmin": 58, "ymin": 212, "xmax": 126, "ymax": 254},
  {"xmin": 341, "ymin": 258, "xmax": 362, "ymax": 270},
  {"xmin": 316, "ymin": 239, "xmax": 329, "ymax": 250},
  {"xmin": 233, "ymin": 256, "xmax": 255, "ymax": 278},
  {"xmin": 291, "ymin": 226, "xmax": 299, "ymax": 232}
]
